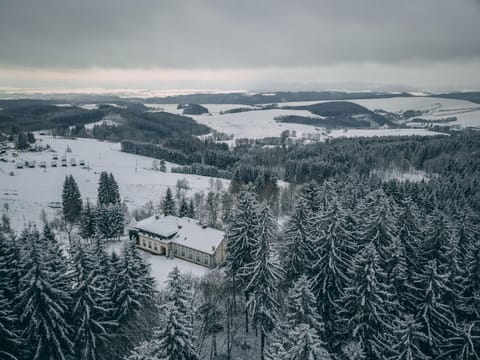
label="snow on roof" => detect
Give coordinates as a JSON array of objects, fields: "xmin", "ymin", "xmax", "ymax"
[
  {"xmin": 133, "ymin": 215, "xmax": 225, "ymax": 255},
  {"xmin": 134, "ymin": 215, "xmax": 179, "ymax": 238}
]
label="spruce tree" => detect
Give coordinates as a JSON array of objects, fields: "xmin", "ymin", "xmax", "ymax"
[
  {"xmin": 440, "ymin": 322, "xmax": 480, "ymax": 360},
  {"xmin": 17, "ymin": 227, "xmax": 73, "ymax": 360},
  {"xmin": 108, "ymin": 173, "xmax": 121, "ymax": 205},
  {"xmin": 162, "ymin": 187, "xmax": 176, "ymax": 216},
  {"xmin": 300, "ymin": 181, "xmax": 322, "ymax": 215},
  {"xmin": 310, "ymin": 200, "xmax": 354, "ymax": 344},
  {"xmin": 71, "ymin": 242, "xmax": 115, "ymax": 360},
  {"xmin": 390, "ymin": 315, "xmax": 430, "ymax": 360},
  {"xmin": 280, "ymin": 324, "xmax": 332, "ymax": 360},
  {"xmin": 286, "ymin": 275, "xmax": 323, "ymax": 332},
  {"xmin": 178, "ymin": 198, "xmax": 189, "ymax": 218},
  {"xmin": 164, "ymin": 267, "xmax": 193, "ymax": 322},
  {"xmin": 187, "ymin": 198, "xmax": 195, "ymax": 219},
  {"xmin": 339, "ymin": 244, "xmax": 395, "ymax": 359},
  {"xmin": 409, "ymin": 260, "xmax": 457, "ymax": 357},
  {"xmin": 80, "ymin": 200, "xmax": 97, "ymax": 239},
  {"xmin": 147, "ymin": 302, "xmax": 199, "ymax": 360},
  {"xmin": 97, "ymin": 172, "xmax": 111, "ymax": 207},
  {"xmin": 245, "ymin": 204, "xmax": 283, "ymax": 359},
  {"xmin": 282, "ymin": 198, "xmax": 315, "ymax": 287},
  {"xmin": 62, "ymin": 174, "xmax": 83, "ymax": 223}
]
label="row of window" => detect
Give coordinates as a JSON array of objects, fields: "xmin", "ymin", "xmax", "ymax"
[{"xmin": 140, "ymin": 237, "xmax": 210, "ymax": 265}]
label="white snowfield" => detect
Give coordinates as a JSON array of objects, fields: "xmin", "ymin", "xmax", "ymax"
[
  {"xmin": 0, "ymin": 135, "xmax": 229, "ymax": 228},
  {"xmin": 107, "ymin": 239, "xmax": 210, "ymax": 290},
  {"xmin": 191, "ymin": 109, "xmax": 328, "ymax": 139},
  {"xmin": 144, "ymin": 103, "xmax": 260, "ymax": 116}
]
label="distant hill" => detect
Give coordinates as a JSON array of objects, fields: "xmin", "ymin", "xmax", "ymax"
[
  {"xmin": 277, "ymin": 101, "xmax": 393, "ymax": 128},
  {"xmin": 433, "ymin": 92, "xmax": 480, "ymax": 104},
  {"xmin": 142, "ymin": 91, "xmax": 413, "ymax": 105},
  {"xmin": 177, "ymin": 103, "xmax": 209, "ymax": 115}
]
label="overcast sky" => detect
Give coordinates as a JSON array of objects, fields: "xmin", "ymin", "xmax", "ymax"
[{"xmin": 1, "ymin": 0, "xmax": 479, "ymax": 92}]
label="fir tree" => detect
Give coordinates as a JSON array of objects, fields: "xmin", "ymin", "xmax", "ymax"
[
  {"xmin": 17, "ymin": 227, "xmax": 73, "ymax": 360},
  {"xmin": 390, "ymin": 315, "xmax": 430, "ymax": 360},
  {"xmin": 162, "ymin": 187, "xmax": 176, "ymax": 216},
  {"xmin": 286, "ymin": 275, "xmax": 323, "ymax": 332},
  {"xmin": 97, "ymin": 172, "xmax": 110, "ymax": 207},
  {"xmin": 108, "ymin": 173, "xmax": 121, "ymax": 205},
  {"xmin": 80, "ymin": 200, "xmax": 97, "ymax": 239},
  {"xmin": 147, "ymin": 302, "xmax": 199, "ymax": 360},
  {"xmin": 440, "ymin": 322, "xmax": 480, "ymax": 360},
  {"xmin": 409, "ymin": 260, "xmax": 457, "ymax": 357},
  {"xmin": 300, "ymin": 181, "xmax": 322, "ymax": 215},
  {"xmin": 71, "ymin": 242, "xmax": 115, "ymax": 360},
  {"xmin": 280, "ymin": 324, "xmax": 331, "ymax": 360},
  {"xmin": 310, "ymin": 200, "xmax": 354, "ymax": 344},
  {"xmin": 62, "ymin": 174, "xmax": 82, "ymax": 223},
  {"xmin": 178, "ymin": 197, "xmax": 189, "ymax": 218},
  {"xmin": 187, "ymin": 198, "xmax": 195, "ymax": 219},
  {"xmin": 282, "ymin": 198, "xmax": 315, "ymax": 287},
  {"xmin": 245, "ymin": 204, "xmax": 283, "ymax": 359},
  {"xmin": 164, "ymin": 267, "xmax": 193, "ymax": 322},
  {"xmin": 0, "ymin": 291, "xmax": 20, "ymax": 360},
  {"xmin": 96, "ymin": 204, "xmax": 124, "ymax": 240},
  {"xmin": 339, "ymin": 244, "xmax": 395, "ymax": 359}
]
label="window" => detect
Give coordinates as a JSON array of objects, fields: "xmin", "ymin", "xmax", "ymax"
[
  {"xmin": 148, "ymin": 241, "xmax": 152, "ymax": 249},
  {"xmin": 182, "ymin": 248, "xmax": 185, "ymax": 256},
  {"xmin": 204, "ymin": 255, "xmax": 209, "ymax": 265},
  {"xmin": 154, "ymin": 244, "xmax": 158, "ymax": 251},
  {"xmin": 196, "ymin": 253, "xmax": 201, "ymax": 262},
  {"xmin": 142, "ymin": 239, "xmax": 146, "ymax": 247},
  {"xmin": 189, "ymin": 250, "xmax": 193, "ymax": 259}
]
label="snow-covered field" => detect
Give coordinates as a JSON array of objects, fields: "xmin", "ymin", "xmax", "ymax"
[
  {"xmin": 0, "ymin": 136, "xmax": 229, "ymax": 228},
  {"xmin": 107, "ymin": 239, "xmax": 210, "ymax": 290},
  {"xmin": 144, "ymin": 103, "xmax": 260, "ymax": 116},
  {"xmin": 190, "ymin": 109, "xmax": 327, "ymax": 139},
  {"xmin": 280, "ymin": 97, "xmax": 480, "ymax": 128}
]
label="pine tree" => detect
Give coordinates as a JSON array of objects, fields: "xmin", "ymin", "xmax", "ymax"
[
  {"xmin": 110, "ymin": 241, "xmax": 157, "ymax": 356},
  {"xmin": 109, "ymin": 173, "xmax": 121, "ymax": 205},
  {"xmin": 245, "ymin": 204, "xmax": 283, "ymax": 359},
  {"xmin": 300, "ymin": 181, "xmax": 322, "ymax": 215},
  {"xmin": 162, "ymin": 187, "xmax": 176, "ymax": 216},
  {"xmin": 409, "ymin": 260, "xmax": 457, "ymax": 357},
  {"xmin": 0, "ymin": 231, "xmax": 20, "ymax": 360},
  {"xmin": 462, "ymin": 239, "xmax": 480, "ymax": 319},
  {"xmin": 310, "ymin": 200, "xmax": 354, "ymax": 344},
  {"xmin": 62, "ymin": 174, "xmax": 83, "ymax": 223},
  {"xmin": 390, "ymin": 315, "xmax": 430, "ymax": 360},
  {"xmin": 357, "ymin": 190, "xmax": 398, "ymax": 270},
  {"xmin": 97, "ymin": 172, "xmax": 111, "ymax": 206},
  {"xmin": 0, "ymin": 291, "xmax": 20, "ymax": 360},
  {"xmin": 397, "ymin": 200, "xmax": 424, "ymax": 278},
  {"xmin": 282, "ymin": 198, "xmax": 315, "ymax": 287},
  {"xmin": 187, "ymin": 198, "xmax": 195, "ymax": 219},
  {"xmin": 225, "ymin": 186, "xmax": 259, "ymax": 286},
  {"xmin": 339, "ymin": 244, "xmax": 395, "ymax": 359},
  {"xmin": 164, "ymin": 267, "xmax": 193, "ymax": 321},
  {"xmin": 71, "ymin": 242, "xmax": 115, "ymax": 360},
  {"xmin": 178, "ymin": 197, "xmax": 189, "ymax": 218},
  {"xmin": 286, "ymin": 275, "xmax": 323, "ymax": 332},
  {"xmin": 280, "ymin": 324, "xmax": 332, "ymax": 360},
  {"xmin": 96, "ymin": 204, "xmax": 124, "ymax": 240},
  {"xmin": 206, "ymin": 191, "xmax": 219, "ymax": 228},
  {"xmin": 17, "ymin": 227, "xmax": 73, "ymax": 360},
  {"xmin": 440, "ymin": 322, "xmax": 480, "ymax": 360},
  {"xmin": 146, "ymin": 302, "xmax": 199, "ymax": 360},
  {"xmin": 80, "ymin": 200, "xmax": 97, "ymax": 239}
]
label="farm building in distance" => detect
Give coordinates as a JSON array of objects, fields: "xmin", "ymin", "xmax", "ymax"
[{"xmin": 129, "ymin": 214, "xmax": 226, "ymax": 269}]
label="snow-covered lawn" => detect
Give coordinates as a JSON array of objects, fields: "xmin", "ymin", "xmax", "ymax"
[
  {"xmin": 107, "ymin": 239, "xmax": 210, "ymax": 290},
  {"xmin": 0, "ymin": 136, "xmax": 229, "ymax": 228}
]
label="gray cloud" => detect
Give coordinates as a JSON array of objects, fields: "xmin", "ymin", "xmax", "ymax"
[{"xmin": 1, "ymin": 0, "xmax": 480, "ymax": 69}]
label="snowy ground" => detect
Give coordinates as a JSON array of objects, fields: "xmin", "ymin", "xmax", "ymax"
[
  {"xmin": 144, "ymin": 103, "xmax": 260, "ymax": 116},
  {"xmin": 106, "ymin": 239, "xmax": 210, "ymax": 290},
  {"xmin": 0, "ymin": 135, "xmax": 229, "ymax": 228}
]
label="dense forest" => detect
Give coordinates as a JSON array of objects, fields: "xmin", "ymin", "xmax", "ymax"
[{"xmin": 2, "ymin": 128, "xmax": 480, "ymax": 359}]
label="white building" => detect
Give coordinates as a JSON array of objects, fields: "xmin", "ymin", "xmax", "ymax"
[{"xmin": 129, "ymin": 215, "xmax": 226, "ymax": 269}]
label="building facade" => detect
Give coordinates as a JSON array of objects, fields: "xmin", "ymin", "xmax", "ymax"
[{"xmin": 129, "ymin": 214, "xmax": 226, "ymax": 269}]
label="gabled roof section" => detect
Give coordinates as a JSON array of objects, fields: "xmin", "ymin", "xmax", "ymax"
[
  {"xmin": 134, "ymin": 215, "xmax": 179, "ymax": 238},
  {"xmin": 131, "ymin": 214, "xmax": 225, "ymax": 255}
]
